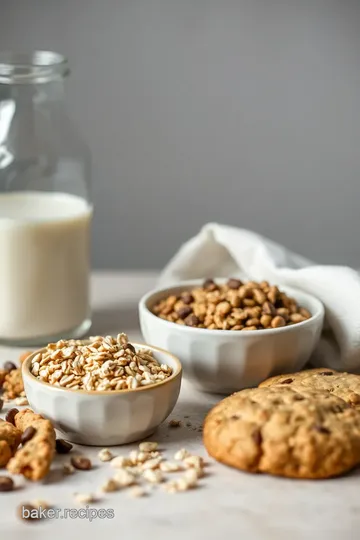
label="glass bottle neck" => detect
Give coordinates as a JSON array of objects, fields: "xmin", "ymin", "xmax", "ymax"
[
  {"xmin": 0, "ymin": 79, "xmax": 65, "ymax": 105},
  {"xmin": 0, "ymin": 51, "xmax": 68, "ymax": 104}
]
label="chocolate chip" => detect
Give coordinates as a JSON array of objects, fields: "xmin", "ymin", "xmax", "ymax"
[
  {"xmin": 230, "ymin": 414, "xmax": 241, "ymax": 420},
  {"xmin": 21, "ymin": 427, "xmax": 36, "ymax": 445},
  {"xmin": 20, "ymin": 427, "xmax": 35, "ymax": 445},
  {"xmin": 3, "ymin": 361, "xmax": 17, "ymax": 372},
  {"xmin": 313, "ymin": 425, "xmax": 330, "ymax": 434},
  {"xmin": 227, "ymin": 278, "xmax": 242, "ymax": 289},
  {"xmin": 5, "ymin": 408, "xmax": 19, "ymax": 425},
  {"xmin": 293, "ymin": 394, "xmax": 305, "ymax": 401},
  {"xmin": 17, "ymin": 503, "xmax": 38, "ymax": 521},
  {"xmin": 56, "ymin": 438, "xmax": 73, "ymax": 454},
  {"xmin": 203, "ymin": 279, "xmax": 218, "ymax": 291},
  {"xmin": 123, "ymin": 343, "xmax": 135, "ymax": 353},
  {"xmin": 177, "ymin": 306, "xmax": 193, "ymax": 320},
  {"xmin": 71, "ymin": 456, "xmax": 92, "ymax": 470},
  {"xmin": 331, "ymin": 405, "xmax": 345, "ymax": 413},
  {"xmin": 252, "ymin": 430, "xmax": 262, "ymax": 445},
  {"xmin": 262, "ymin": 301, "xmax": 276, "ymax": 316},
  {"xmin": 280, "ymin": 378, "xmax": 293, "ymax": 385},
  {"xmin": 0, "ymin": 399, "xmax": 3, "ymax": 413},
  {"xmin": 184, "ymin": 314, "xmax": 200, "ymax": 327},
  {"xmin": 319, "ymin": 371, "xmax": 333, "ymax": 376},
  {"xmin": 0, "ymin": 476, "xmax": 14, "ymax": 492},
  {"xmin": 181, "ymin": 293, "xmax": 194, "ymax": 305}
]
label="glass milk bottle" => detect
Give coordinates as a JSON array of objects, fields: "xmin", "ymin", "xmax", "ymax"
[{"xmin": 0, "ymin": 51, "xmax": 92, "ymax": 345}]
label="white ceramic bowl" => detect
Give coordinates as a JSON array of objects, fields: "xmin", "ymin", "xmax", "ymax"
[
  {"xmin": 139, "ymin": 280, "xmax": 325, "ymax": 394},
  {"xmin": 22, "ymin": 343, "xmax": 182, "ymax": 446}
]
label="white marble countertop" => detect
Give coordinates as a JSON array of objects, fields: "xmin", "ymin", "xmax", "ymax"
[{"xmin": 0, "ymin": 272, "xmax": 359, "ymax": 540}]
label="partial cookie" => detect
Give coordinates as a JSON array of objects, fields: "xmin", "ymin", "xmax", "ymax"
[
  {"xmin": 203, "ymin": 386, "xmax": 360, "ymax": 479},
  {"xmin": 0, "ymin": 420, "xmax": 22, "ymax": 467},
  {"xmin": 2, "ymin": 369, "xmax": 25, "ymax": 401},
  {"xmin": 259, "ymin": 368, "xmax": 360, "ymax": 407},
  {"xmin": 7, "ymin": 409, "xmax": 55, "ymax": 481},
  {"xmin": 0, "ymin": 369, "xmax": 6, "ymax": 390}
]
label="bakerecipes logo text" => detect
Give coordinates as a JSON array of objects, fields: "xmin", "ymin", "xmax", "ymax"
[{"xmin": 21, "ymin": 505, "xmax": 115, "ymax": 522}]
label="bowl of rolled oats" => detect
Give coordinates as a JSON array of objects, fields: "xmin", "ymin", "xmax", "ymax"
[
  {"xmin": 139, "ymin": 278, "xmax": 324, "ymax": 393},
  {"xmin": 22, "ymin": 334, "xmax": 182, "ymax": 445}
]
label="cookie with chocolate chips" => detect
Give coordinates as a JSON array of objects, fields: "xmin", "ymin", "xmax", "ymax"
[
  {"xmin": 259, "ymin": 368, "xmax": 360, "ymax": 407},
  {"xmin": 203, "ymin": 386, "xmax": 360, "ymax": 479}
]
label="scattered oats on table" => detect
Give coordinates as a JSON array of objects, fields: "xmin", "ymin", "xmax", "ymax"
[
  {"xmin": 139, "ymin": 441, "xmax": 158, "ymax": 452},
  {"xmin": 113, "ymin": 469, "xmax": 136, "ymax": 487},
  {"xmin": 98, "ymin": 448, "xmax": 113, "ymax": 462},
  {"xmin": 32, "ymin": 499, "xmax": 50, "ymax": 510},
  {"xmin": 74, "ymin": 493, "xmax": 95, "ymax": 504},
  {"xmin": 129, "ymin": 486, "xmax": 146, "ymax": 498},
  {"xmin": 174, "ymin": 448, "xmax": 191, "ymax": 461},
  {"xmin": 111, "ymin": 455, "xmax": 132, "ymax": 468},
  {"xmin": 100, "ymin": 479, "xmax": 119, "ymax": 493},
  {"xmin": 63, "ymin": 463, "xmax": 75, "ymax": 475},
  {"xmin": 141, "ymin": 457, "xmax": 162, "ymax": 470},
  {"xmin": 15, "ymin": 397, "xmax": 28, "ymax": 406},
  {"xmin": 159, "ymin": 461, "xmax": 182, "ymax": 473},
  {"xmin": 142, "ymin": 469, "xmax": 163, "ymax": 484}
]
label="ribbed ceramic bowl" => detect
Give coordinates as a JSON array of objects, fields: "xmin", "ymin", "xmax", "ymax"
[
  {"xmin": 139, "ymin": 280, "xmax": 324, "ymax": 394},
  {"xmin": 22, "ymin": 342, "xmax": 182, "ymax": 446}
]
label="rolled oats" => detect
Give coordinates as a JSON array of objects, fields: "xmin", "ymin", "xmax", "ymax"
[
  {"xmin": 163, "ymin": 481, "xmax": 178, "ymax": 494},
  {"xmin": 183, "ymin": 468, "xmax": 199, "ymax": 486},
  {"xmin": 114, "ymin": 469, "xmax": 136, "ymax": 487},
  {"xmin": 139, "ymin": 441, "xmax": 158, "ymax": 452},
  {"xmin": 141, "ymin": 457, "xmax": 162, "ymax": 470},
  {"xmin": 98, "ymin": 448, "xmax": 113, "ymax": 462},
  {"xmin": 15, "ymin": 397, "xmax": 29, "ymax": 406},
  {"xmin": 63, "ymin": 463, "xmax": 75, "ymax": 475},
  {"xmin": 174, "ymin": 448, "xmax": 191, "ymax": 461},
  {"xmin": 74, "ymin": 493, "xmax": 95, "ymax": 504},
  {"xmin": 153, "ymin": 278, "xmax": 312, "ymax": 331},
  {"xmin": 183, "ymin": 455, "xmax": 204, "ymax": 469},
  {"xmin": 142, "ymin": 469, "xmax": 163, "ymax": 484},
  {"xmin": 32, "ymin": 500, "xmax": 51, "ymax": 510},
  {"xmin": 129, "ymin": 486, "xmax": 146, "ymax": 498},
  {"xmin": 111, "ymin": 455, "xmax": 132, "ymax": 468},
  {"xmin": 29, "ymin": 334, "xmax": 172, "ymax": 391},
  {"xmin": 159, "ymin": 461, "xmax": 182, "ymax": 473},
  {"xmin": 100, "ymin": 479, "xmax": 119, "ymax": 493}
]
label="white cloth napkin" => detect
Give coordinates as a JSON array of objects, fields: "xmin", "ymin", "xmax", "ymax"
[{"xmin": 159, "ymin": 223, "xmax": 360, "ymax": 372}]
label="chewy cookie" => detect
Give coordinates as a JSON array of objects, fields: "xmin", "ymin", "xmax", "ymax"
[
  {"xmin": 203, "ymin": 386, "xmax": 360, "ymax": 479},
  {"xmin": 0, "ymin": 420, "xmax": 22, "ymax": 467},
  {"xmin": 259, "ymin": 368, "xmax": 360, "ymax": 407},
  {"xmin": 2, "ymin": 368, "xmax": 25, "ymax": 401},
  {"xmin": 7, "ymin": 409, "xmax": 55, "ymax": 481}
]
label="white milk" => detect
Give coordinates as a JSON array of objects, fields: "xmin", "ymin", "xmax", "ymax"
[{"xmin": 0, "ymin": 192, "xmax": 92, "ymax": 341}]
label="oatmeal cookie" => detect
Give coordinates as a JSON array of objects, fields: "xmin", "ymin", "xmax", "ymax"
[
  {"xmin": 0, "ymin": 420, "xmax": 22, "ymax": 467},
  {"xmin": 2, "ymin": 369, "xmax": 25, "ymax": 401},
  {"xmin": 0, "ymin": 369, "xmax": 6, "ymax": 390},
  {"xmin": 203, "ymin": 386, "xmax": 360, "ymax": 479},
  {"xmin": 259, "ymin": 368, "xmax": 360, "ymax": 407},
  {"xmin": 7, "ymin": 409, "xmax": 55, "ymax": 480}
]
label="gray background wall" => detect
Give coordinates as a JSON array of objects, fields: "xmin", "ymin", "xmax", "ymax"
[{"xmin": 1, "ymin": 0, "xmax": 360, "ymax": 269}]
